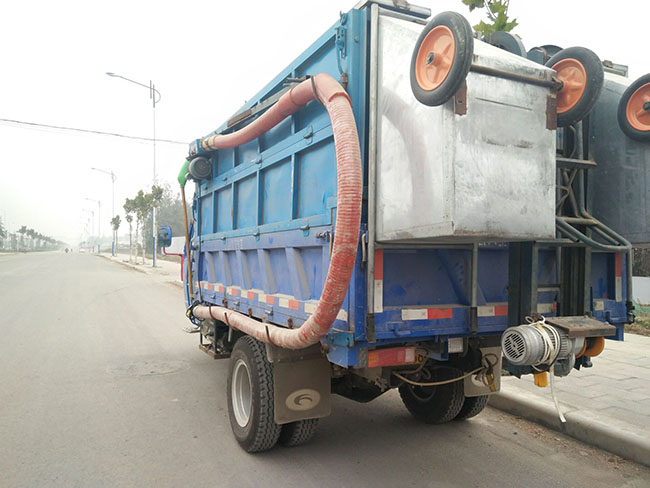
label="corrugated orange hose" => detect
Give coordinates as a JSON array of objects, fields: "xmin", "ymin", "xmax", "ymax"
[{"xmin": 193, "ymin": 74, "xmax": 362, "ymax": 349}]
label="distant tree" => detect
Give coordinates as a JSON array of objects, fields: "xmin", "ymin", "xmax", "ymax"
[
  {"xmin": 461, "ymin": 0, "xmax": 518, "ymax": 36},
  {"xmin": 134, "ymin": 190, "xmax": 150, "ymax": 263},
  {"xmin": 125, "ymin": 214, "xmax": 133, "ymax": 260},
  {"xmin": 111, "ymin": 215, "xmax": 121, "ymax": 252},
  {"xmin": 124, "ymin": 198, "xmax": 137, "ymax": 262},
  {"xmin": 124, "ymin": 185, "xmax": 164, "ymax": 263},
  {"xmin": 26, "ymin": 228, "xmax": 36, "ymax": 250},
  {"xmin": 0, "ymin": 217, "xmax": 6, "ymax": 240},
  {"xmin": 17, "ymin": 225, "xmax": 27, "ymax": 250},
  {"xmin": 142, "ymin": 184, "xmax": 187, "ymax": 251}
]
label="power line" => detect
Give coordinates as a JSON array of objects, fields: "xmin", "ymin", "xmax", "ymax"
[{"xmin": 0, "ymin": 117, "xmax": 188, "ymax": 145}]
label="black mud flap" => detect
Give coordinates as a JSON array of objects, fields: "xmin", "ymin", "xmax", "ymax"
[{"xmin": 266, "ymin": 343, "xmax": 332, "ymax": 425}]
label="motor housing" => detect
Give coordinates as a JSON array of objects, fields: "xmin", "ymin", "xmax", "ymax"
[
  {"xmin": 502, "ymin": 324, "xmax": 584, "ymax": 377},
  {"xmin": 188, "ymin": 157, "xmax": 212, "ymax": 180}
]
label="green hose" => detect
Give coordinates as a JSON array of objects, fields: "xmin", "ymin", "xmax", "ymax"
[{"xmin": 177, "ymin": 159, "xmax": 189, "ymax": 188}]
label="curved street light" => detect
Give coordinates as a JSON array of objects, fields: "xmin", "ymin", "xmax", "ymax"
[{"xmin": 106, "ymin": 71, "xmax": 161, "ymax": 267}]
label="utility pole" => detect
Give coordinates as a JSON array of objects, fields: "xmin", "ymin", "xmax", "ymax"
[
  {"xmin": 91, "ymin": 168, "xmax": 116, "ymax": 256},
  {"xmin": 106, "ymin": 72, "xmax": 161, "ymax": 267},
  {"xmin": 85, "ymin": 198, "xmax": 101, "ymax": 252}
]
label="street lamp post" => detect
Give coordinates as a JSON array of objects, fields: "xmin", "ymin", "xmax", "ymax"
[
  {"xmin": 106, "ymin": 72, "xmax": 161, "ymax": 267},
  {"xmin": 85, "ymin": 198, "xmax": 101, "ymax": 252},
  {"xmin": 91, "ymin": 167, "xmax": 116, "ymax": 256},
  {"xmin": 82, "ymin": 209, "xmax": 94, "ymax": 250}
]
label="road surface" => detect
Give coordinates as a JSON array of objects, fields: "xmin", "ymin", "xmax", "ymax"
[{"xmin": 1, "ymin": 252, "xmax": 649, "ymax": 488}]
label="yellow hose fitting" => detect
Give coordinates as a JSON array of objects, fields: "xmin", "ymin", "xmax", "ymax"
[{"xmin": 534, "ymin": 372, "xmax": 548, "ymax": 388}]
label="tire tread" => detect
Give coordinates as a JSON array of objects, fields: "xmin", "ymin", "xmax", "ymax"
[
  {"xmin": 279, "ymin": 418, "xmax": 319, "ymax": 447},
  {"xmin": 228, "ymin": 336, "xmax": 281, "ymax": 453},
  {"xmin": 398, "ymin": 366, "xmax": 465, "ymax": 424},
  {"xmin": 455, "ymin": 395, "xmax": 489, "ymax": 420}
]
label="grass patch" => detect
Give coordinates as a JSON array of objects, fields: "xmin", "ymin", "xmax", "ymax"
[{"xmin": 626, "ymin": 314, "xmax": 650, "ymax": 337}]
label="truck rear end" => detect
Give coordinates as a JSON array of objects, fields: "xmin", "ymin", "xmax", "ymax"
[{"xmin": 174, "ymin": 1, "xmax": 636, "ymax": 452}]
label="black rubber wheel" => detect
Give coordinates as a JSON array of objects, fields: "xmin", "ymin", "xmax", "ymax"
[
  {"xmin": 398, "ymin": 365, "xmax": 464, "ymax": 424},
  {"xmin": 278, "ymin": 418, "xmax": 319, "ymax": 447},
  {"xmin": 454, "ymin": 395, "xmax": 489, "ymax": 420},
  {"xmin": 227, "ymin": 336, "xmax": 281, "ymax": 453},
  {"xmin": 617, "ymin": 73, "xmax": 650, "ymax": 142},
  {"xmin": 410, "ymin": 11, "xmax": 474, "ymax": 107},
  {"xmin": 483, "ymin": 31, "xmax": 526, "ymax": 57},
  {"xmin": 545, "ymin": 46, "xmax": 604, "ymax": 127}
]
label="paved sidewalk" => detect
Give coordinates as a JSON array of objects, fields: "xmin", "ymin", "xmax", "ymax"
[
  {"xmin": 490, "ymin": 333, "xmax": 650, "ymax": 467},
  {"xmin": 98, "ymin": 252, "xmax": 183, "ymax": 287}
]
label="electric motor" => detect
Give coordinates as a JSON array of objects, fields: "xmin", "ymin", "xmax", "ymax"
[
  {"xmin": 501, "ymin": 323, "xmax": 585, "ymax": 377},
  {"xmin": 188, "ymin": 157, "xmax": 212, "ymax": 180}
]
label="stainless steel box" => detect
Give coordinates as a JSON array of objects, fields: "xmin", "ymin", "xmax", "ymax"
[{"xmin": 374, "ymin": 15, "xmax": 557, "ymax": 243}]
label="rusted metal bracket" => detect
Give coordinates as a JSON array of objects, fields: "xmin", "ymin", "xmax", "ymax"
[
  {"xmin": 546, "ymin": 95, "xmax": 557, "ymax": 130},
  {"xmin": 543, "ymin": 315, "xmax": 617, "ymax": 338},
  {"xmin": 198, "ymin": 343, "xmax": 230, "ymax": 360},
  {"xmin": 454, "ymin": 81, "xmax": 467, "ymax": 115}
]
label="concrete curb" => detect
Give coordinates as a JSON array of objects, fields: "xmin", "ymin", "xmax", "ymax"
[
  {"xmin": 97, "ymin": 254, "xmax": 147, "ymax": 274},
  {"xmin": 98, "ymin": 254, "xmax": 184, "ymax": 288},
  {"xmin": 489, "ymin": 389, "xmax": 650, "ymax": 468}
]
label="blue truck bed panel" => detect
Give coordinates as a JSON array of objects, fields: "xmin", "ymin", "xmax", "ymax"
[{"xmin": 187, "ymin": 3, "xmax": 629, "ymax": 368}]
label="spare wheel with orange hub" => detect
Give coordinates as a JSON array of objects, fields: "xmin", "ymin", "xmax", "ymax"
[
  {"xmin": 546, "ymin": 46, "xmax": 604, "ymax": 127},
  {"xmin": 410, "ymin": 11, "xmax": 473, "ymax": 107},
  {"xmin": 617, "ymin": 73, "xmax": 650, "ymax": 142}
]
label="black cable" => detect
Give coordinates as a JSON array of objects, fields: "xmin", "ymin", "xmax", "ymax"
[
  {"xmin": 196, "ymin": 183, "xmax": 203, "ymax": 302},
  {"xmin": 0, "ymin": 117, "xmax": 186, "ymax": 145}
]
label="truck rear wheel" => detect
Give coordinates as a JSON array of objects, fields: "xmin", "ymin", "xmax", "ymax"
[
  {"xmin": 227, "ymin": 336, "xmax": 281, "ymax": 452},
  {"xmin": 398, "ymin": 365, "xmax": 464, "ymax": 424},
  {"xmin": 454, "ymin": 395, "xmax": 489, "ymax": 420},
  {"xmin": 278, "ymin": 418, "xmax": 319, "ymax": 447}
]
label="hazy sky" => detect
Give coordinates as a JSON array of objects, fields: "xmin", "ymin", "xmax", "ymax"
[{"xmin": 1, "ymin": 0, "xmax": 648, "ymax": 244}]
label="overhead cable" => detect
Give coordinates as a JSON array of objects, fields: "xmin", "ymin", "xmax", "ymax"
[{"xmin": 0, "ymin": 117, "xmax": 187, "ymax": 145}]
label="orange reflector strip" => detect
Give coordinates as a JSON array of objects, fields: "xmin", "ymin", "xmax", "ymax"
[
  {"xmin": 374, "ymin": 249, "xmax": 384, "ymax": 280},
  {"xmin": 494, "ymin": 305, "xmax": 508, "ymax": 316},
  {"xmin": 427, "ymin": 308, "xmax": 453, "ymax": 319},
  {"xmin": 368, "ymin": 347, "xmax": 417, "ymax": 368}
]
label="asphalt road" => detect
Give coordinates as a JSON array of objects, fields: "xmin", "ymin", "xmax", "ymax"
[{"xmin": 1, "ymin": 252, "xmax": 649, "ymax": 488}]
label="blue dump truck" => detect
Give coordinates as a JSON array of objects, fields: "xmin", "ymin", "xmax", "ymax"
[{"xmin": 163, "ymin": 1, "xmax": 650, "ymax": 452}]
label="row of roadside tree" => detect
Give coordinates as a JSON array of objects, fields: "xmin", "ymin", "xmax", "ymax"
[
  {"xmin": 0, "ymin": 220, "xmax": 64, "ymax": 252},
  {"xmin": 111, "ymin": 184, "xmax": 188, "ymax": 263}
]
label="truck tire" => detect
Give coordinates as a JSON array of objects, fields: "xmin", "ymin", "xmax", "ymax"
[
  {"xmin": 410, "ymin": 11, "xmax": 474, "ymax": 107},
  {"xmin": 398, "ymin": 365, "xmax": 464, "ymax": 424},
  {"xmin": 227, "ymin": 336, "xmax": 281, "ymax": 452},
  {"xmin": 454, "ymin": 395, "xmax": 489, "ymax": 420},
  {"xmin": 278, "ymin": 418, "xmax": 319, "ymax": 447}
]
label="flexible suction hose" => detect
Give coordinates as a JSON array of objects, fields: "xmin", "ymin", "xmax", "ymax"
[{"xmin": 192, "ymin": 74, "xmax": 362, "ymax": 349}]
